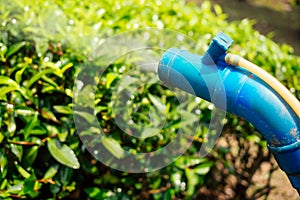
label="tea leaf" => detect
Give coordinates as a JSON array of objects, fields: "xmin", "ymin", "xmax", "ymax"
[{"xmin": 47, "ymin": 138, "xmax": 80, "ymax": 169}]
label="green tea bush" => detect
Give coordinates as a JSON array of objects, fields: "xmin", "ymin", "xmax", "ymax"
[{"xmin": 0, "ymin": 0, "xmax": 299, "ymax": 199}]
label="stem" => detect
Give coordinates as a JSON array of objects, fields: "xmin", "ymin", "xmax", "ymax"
[{"xmin": 5, "ymin": 59, "xmax": 9, "ymax": 77}]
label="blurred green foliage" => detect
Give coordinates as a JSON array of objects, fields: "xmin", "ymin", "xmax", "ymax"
[
  {"xmin": 292, "ymin": 0, "xmax": 300, "ymax": 6},
  {"xmin": 0, "ymin": 0, "xmax": 299, "ymax": 199}
]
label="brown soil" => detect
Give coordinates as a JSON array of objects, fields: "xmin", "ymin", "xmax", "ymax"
[
  {"xmin": 268, "ymin": 168, "xmax": 300, "ymax": 199},
  {"xmin": 253, "ymin": 158, "xmax": 300, "ymax": 200}
]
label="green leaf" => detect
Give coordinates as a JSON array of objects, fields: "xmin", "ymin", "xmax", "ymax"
[
  {"xmin": 58, "ymin": 181, "xmax": 76, "ymax": 199},
  {"xmin": 30, "ymin": 126, "xmax": 47, "ymax": 135},
  {"xmin": 6, "ymin": 183, "xmax": 23, "ymax": 194},
  {"xmin": 50, "ymin": 183, "xmax": 61, "ymax": 196},
  {"xmin": 6, "ymin": 41, "xmax": 26, "ymax": 58},
  {"xmin": 25, "ymin": 68, "xmax": 57, "ymax": 88},
  {"xmin": 54, "ymin": 105, "xmax": 72, "ymax": 114},
  {"xmin": 34, "ymin": 37, "xmax": 48, "ymax": 55},
  {"xmin": 74, "ymin": 84, "xmax": 95, "ymax": 107},
  {"xmin": 246, "ymin": 134, "xmax": 261, "ymax": 143},
  {"xmin": 106, "ymin": 72, "xmax": 118, "ymax": 89},
  {"xmin": 163, "ymin": 189, "xmax": 172, "ymax": 199},
  {"xmin": 58, "ymin": 130, "xmax": 68, "ymax": 142},
  {"xmin": 74, "ymin": 111, "xmax": 97, "ymax": 124},
  {"xmin": 0, "ymin": 86, "xmax": 19, "ymax": 100},
  {"xmin": 0, "ymin": 75, "xmax": 19, "ymax": 87},
  {"xmin": 181, "ymin": 110, "xmax": 198, "ymax": 126},
  {"xmin": 15, "ymin": 66, "xmax": 27, "ymax": 84},
  {"xmin": 59, "ymin": 166, "xmax": 74, "ymax": 185},
  {"xmin": 15, "ymin": 162, "xmax": 30, "ymax": 178},
  {"xmin": 185, "ymin": 168, "xmax": 198, "ymax": 197},
  {"xmin": 22, "ymin": 146, "xmax": 39, "ymax": 167},
  {"xmin": 102, "ymin": 137, "xmax": 125, "ymax": 159},
  {"xmin": 61, "ymin": 62, "xmax": 73, "ymax": 74},
  {"xmin": 171, "ymin": 172, "xmax": 182, "ymax": 188},
  {"xmin": 0, "ymin": 133, "xmax": 4, "ymax": 143},
  {"xmin": 141, "ymin": 127, "xmax": 160, "ymax": 138},
  {"xmin": 15, "ymin": 107, "xmax": 36, "ymax": 116},
  {"xmin": 11, "ymin": 143, "xmax": 23, "ymax": 161},
  {"xmin": 193, "ymin": 162, "xmax": 213, "ymax": 175},
  {"xmin": 134, "ymin": 182, "xmax": 142, "ymax": 189},
  {"xmin": 84, "ymin": 187, "xmax": 104, "ymax": 200},
  {"xmin": 24, "ymin": 173, "xmax": 39, "ymax": 198},
  {"xmin": 41, "ymin": 75, "xmax": 59, "ymax": 88},
  {"xmin": 0, "ymin": 150, "xmax": 8, "ymax": 179},
  {"xmin": 0, "ymin": 76, "xmax": 28, "ymax": 100},
  {"xmin": 23, "ymin": 137, "xmax": 42, "ymax": 146},
  {"xmin": 213, "ymin": 4, "xmax": 223, "ymax": 16},
  {"xmin": 40, "ymin": 108, "xmax": 59, "ymax": 123},
  {"xmin": 175, "ymin": 156, "xmax": 208, "ymax": 169},
  {"xmin": 117, "ymin": 75, "xmax": 138, "ymax": 90},
  {"xmin": 24, "ymin": 113, "xmax": 38, "ymax": 139},
  {"xmin": 148, "ymin": 93, "xmax": 166, "ymax": 112},
  {"xmin": 43, "ymin": 165, "xmax": 59, "ymax": 179},
  {"xmin": 7, "ymin": 113, "xmax": 16, "ymax": 136},
  {"xmin": 0, "ymin": 43, "xmax": 7, "ymax": 61},
  {"xmin": 47, "ymin": 138, "xmax": 80, "ymax": 169}
]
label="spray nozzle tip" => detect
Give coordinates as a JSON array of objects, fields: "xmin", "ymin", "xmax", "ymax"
[
  {"xmin": 202, "ymin": 32, "xmax": 233, "ymax": 65},
  {"xmin": 213, "ymin": 32, "xmax": 233, "ymax": 51}
]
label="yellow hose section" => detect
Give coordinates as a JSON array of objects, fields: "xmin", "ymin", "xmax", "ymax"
[{"xmin": 225, "ymin": 53, "xmax": 300, "ymax": 119}]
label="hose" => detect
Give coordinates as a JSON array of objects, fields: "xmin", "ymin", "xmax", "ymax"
[{"xmin": 225, "ymin": 53, "xmax": 300, "ymax": 119}]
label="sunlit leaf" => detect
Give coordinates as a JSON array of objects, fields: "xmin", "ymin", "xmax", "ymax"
[
  {"xmin": 6, "ymin": 183, "xmax": 23, "ymax": 194},
  {"xmin": 26, "ymin": 69, "xmax": 58, "ymax": 88},
  {"xmin": 0, "ymin": 86, "xmax": 19, "ymax": 100},
  {"xmin": 41, "ymin": 75, "xmax": 59, "ymax": 88},
  {"xmin": 11, "ymin": 143, "xmax": 23, "ymax": 161},
  {"xmin": 47, "ymin": 138, "xmax": 80, "ymax": 169},
  {"xmin": 40, "ymin": 108, "xmax": 59, "ymax": 124},
  {"xmin": 102, "ymin": 137, "xmax": 125, "ymax": 159},
  {"xmin": 61, "ymin": 62, "xmax": 73, "ymax": 74},
  {"xmin": 0, "ymin": 132, "xmax": 4, "ymax": 143},
  {"xmin": 141, "ymin": 127, "xmax": 160, "ymax": 138},
  {"xmin": 15, "ymin": 162, "xmax": 30, "ymax": 178},
  {"xmin": 213, "ymin": 4, "xmax": 223, "ymax": 16},
  {"xmin": 15, "ymin": 107, "xmax": 36, "ymax": 116},
  {"xmin": 74, "ymin": 84, "xmax": 95, "ymax": 107},
  {"xmin": 175, "ymin": 156, "xmax": 208, "ymax": 169},
  {"xmin": 246, "ymin": 134, "xmax": 261, "ymax": 143},
  {"xmin": 7, "ymin": 113, "xmax": 16, "ymax": 136},
  {"xmin": 6, "ymin": 41, "xmax": 26, "ymax": 58},
  {"xmin": 15, "ymin": 66, "xmax": 27, "ymax": 84},
  {"xmin": 43, "ymin": 165, "xmax": 59, "ymax": 179},
  {"xmin": 0, "ymin": 150, "xmax": 8, "ymax": 179},
  {"xmin": 185, "ymin": 168, "xmax": 198, "ymax": 197},
  {"xmin": 0, "ymin": 76, "xmax": 28, "ymax": 99},
  {"xmin": 193, "ymin": 162, "xmax": 213, "ymax": 175},
  {"xmin": 54, "ymin": 105, "xmax": 72, "ymax": 114},
  {"xmin": 148, "ymin": 93, "xmax": 166, "ymax": 111},
  {"xmin": 171, "ymin": 172, "xmax": 182, "ymax": 188},
  {"xmin": 30, "ymin": 126, "xmax": 47, "ymax": 135},
  {"xmin": 0, "ymin": 43, "xmax": 7, "ymax": 61},
  {"xmin": 0, "ymin": 75, "xmax": 19, "ymax": 87},
  {"xmin": 74, "ymin": 110, "xmax": 97, "ymax": 124},
  {"xmin": 106, "ymin": 72, "xmax": 118, "ymax": 89}
]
